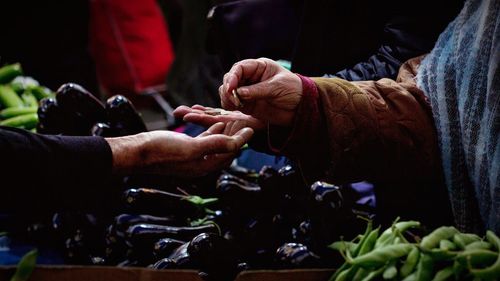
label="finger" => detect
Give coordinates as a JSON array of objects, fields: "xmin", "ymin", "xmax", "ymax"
[
  {"xmin": 219, "ymin": 85, "xmax": 236, "ymax": 110},
  {"xmin": 223, "ymin": 121, "xmax": 235, "ymax": 135},
  {"xmin": 229, "ymin": 121, "xmax": 246, "ymax": 135},
  {"xmin": 172, "ymin": 105, "xmax": 192, "ymax": 118},
  {"xmin": 183, "ymin": 113, "xmax": 222, "ymax": 127},
  {"xmin": 196, "ymin": 127, "xmax": 254, "ymax": 155},
  {"xmin": 192, "ymin": 104, "xmax": 209, "ymax": 110},
  {"xmin": 225, "ymin": 59, "xmax": 268, "ymax": 93},
  {"xmin": 197, "ymin": 122, "xmax": 225, "ymax": 137}
]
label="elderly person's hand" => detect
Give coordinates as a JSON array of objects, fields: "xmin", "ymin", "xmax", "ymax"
[
  {"xmin": 106, "ymin": 122, "xmax": 253, "ymax": 177},
  {"xmin": 220, "ymin": 58, "xmax": 303, "ymax": 127},
  {"xmin": 173, "ymin": 104, "xmax": 265, "ymax": 132}
]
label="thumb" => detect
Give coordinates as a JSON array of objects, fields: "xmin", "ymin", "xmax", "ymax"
[{"xmin": 195, "ymin": 127, "xmax": 254, "ymax": 155}]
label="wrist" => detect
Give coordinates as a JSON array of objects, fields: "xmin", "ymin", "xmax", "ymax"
[{"xmin": 106, "ymin": 132, "xmax": 149, "ymax": 175}]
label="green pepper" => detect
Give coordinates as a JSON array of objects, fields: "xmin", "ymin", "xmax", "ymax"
[
  {"xmin": 0, "ymin": 63, "xmax": 22, "ymax": 84},
  {"xmin": 21, "ymin": 90, "xmax": 38, "ymax": 107},
  {"xmin": 0, "ymin": 85, "xmax": 24, "ymax": 108},
  {"xmin": 0, "ymin": 107, "xmax": 37, "ymax": 119},
  {"xmin": 0, "ymin": 113, "xmax": 38, "ymax": 129}
]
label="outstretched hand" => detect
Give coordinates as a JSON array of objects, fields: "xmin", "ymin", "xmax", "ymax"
[
  {"xmin": 173, "ymin": 104, "xmax": 266, "ymax": 131},
  {"xmin": 107, "ymin": 122, "xmax": 254, "ymax": 177}
]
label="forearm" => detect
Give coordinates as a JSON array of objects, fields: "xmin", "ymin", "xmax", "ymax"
[
  {"xmin": 270, "ymin": 59, "xmax": 441, "ymax": 184},
  {"xmin": 0, "ymin": 126, "xmax": 116, "ymax": 212}
]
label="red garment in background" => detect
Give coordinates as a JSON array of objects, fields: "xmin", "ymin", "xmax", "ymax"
[{"xmin": 89, "ymin": 0, "xmax": 175, "ymax": 95}]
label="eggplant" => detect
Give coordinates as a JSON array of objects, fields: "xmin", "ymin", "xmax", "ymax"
[
  {"xmin": 126, "ymin": 223, "xmax": 218, "ymax": 246},
  {"xmin": 292, "ymin": 220, "xmax": 312, "ymax": 244},
  {"xmin": 274, "ymin": 243, "xmax": 322, "ymax": 269},
  {"xmin": 222, "ymin": 164, "xmax": 259, "ymax": 183},
  {"xmin": 167, "ymin": 242, "xmax": 195, "ymax": 269},
  {"xmin": 187, "ymin": 233, "xmax": 240, "ymax": 281},
  {"xmin": 64, "ymin": 230, "xmax": 93, "ymax": 265},
  {"xmin": 90, "ymin": 122, "xmax": 116, "ymax": 137},
  {"xmin": 117, "ymin": 259, "xmax": 139, "ymax": 267},
  {"xmin": 37, "ymin": 97, "xmax": 63, "ymax": 134},
  {"xmin": 308, "ymin": 181, "xmax": 360, "ymax": 254},
  {"xmin": 55, "ymin": 83, "xmax": 107, "ymax": 135},
  {"xmin": 123, "ymin": 188, "xmax": 201, "ymax": 218},
  {"xmin": 114, "ymin": 214, "xmax": 181, "ymax": 237},
  {"xmin": 104, "ymin": 224, "xmax": 128, "ymax": 265},
  {"xmin": 105, "ymin": 95, "xmax": 147, "ymax": 136},
  {"xmin": 149, "ymin": 258, "xmax": 177, "ymax": 269},
  {"xmin": 310, "ymin": 181, "xmax": 344, "ymax": 211},
  {"xmin": 216, "ymin": 173, "xmax": 261, "ymax": 217},
  {"xmin": 153, "ymin": 238, "xmax": 186, "ymax": 260}
]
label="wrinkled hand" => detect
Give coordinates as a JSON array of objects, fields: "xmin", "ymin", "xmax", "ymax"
[
  {"xmin": 173, "ymin": 104, "xmax": 266, "ymax": 132},
  {"xmin": 220, "ymin": 58, "xmax": 303, "ymax": 127},
  {"xmin": 107, "ymin": 122, "xmax": 254, "ymax": 177}
]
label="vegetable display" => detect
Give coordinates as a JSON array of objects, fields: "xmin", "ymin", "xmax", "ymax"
[
  {"xmin": 329, "ymin": 219, "xmax": 500, "ymax": 281},
  {"xmin": 0, "ymin": 63, "xmax": 55, "ymax": 130}
]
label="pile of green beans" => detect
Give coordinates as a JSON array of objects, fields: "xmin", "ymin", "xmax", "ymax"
[{"xmin": 328, "ymin": 219, "xmax": 500, "ymax": 281}]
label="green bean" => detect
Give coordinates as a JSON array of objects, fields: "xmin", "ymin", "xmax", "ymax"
[
  {"xmin": 456, "ymin": 249, "xmax": 497, "ymax": 268},
  {"xmin": 347, "ymin": 228, "xmax": 381, "ymax": 280},
  {"xmin": 465, "ymin": 240, "xmax": 493, "ymax": 251},
  {"xmin": 400, "ymin": 247, "xmax": 420, "ymax": 278},
  {"xmin": 359, "ymin": 227, "xmax": 380, "ymax": 256},
  {"xmin": 452, "ymin": 260, "xmax": 467, "ymax": 280},
  {"xmin": 431, "ymin": 266, "xmax": 454, "ymax": 281},
  {"xmin": 360, "ymin": 265, "xmax": 387, "ymax": 281},
  {"xmin": 470, "ymin": 231, "xmax": 500, "ymax": 280},
  {"xmin": 353, "ymin": 220, "xmax": 373, "ymax": 257},
  {"xmin": 402, "ymin": 272, "xmax": 416, "ymax": 281},
  {"xmin": 352, "ymin": 268, "xmax": 368, "ymax": 281},
  {"xmin": 331, "ymin": 267, "xmax": 349, "ymax": 281},
  {"xmin": 419, "ymin": 247, "xmax": 457, "ymax": 261},
  {"xmin": 420, "ymin": 226, "xmax": 459, "ymax": 250},
  {"xmin": 439, "ymin": 239, "xmax": 457, "ymax": 251},
  {"xmin": 375, "ymin": 221, "xmax": 420, "ymax": 248},
  {"xmin": 382, "ymin": 263, "xmax": 397, "ymax": 279},
  {"xmin": 330, "ymin": 259, "xmax": 351, "ymax": 281},
  {"xmin": 329, "ymin": 241, "xmax": 358, "ymax": 253},
  {"xmin": 453, "ymin": 233, "xmax": 481, "ymax": 249},
  {"xmin": 415, "ymin": 254, "xmax": 434, "ymax": 281},
  {"xmin": 351, "ymin": 244, "xmax": 414, "ymax": 268},
  {"xmin": 330, "ymin": 223, "xmax": 371, "ymax": 281},
  {"xmin": 486, "ymin": 230, "xmax": 500, "ymax": 251}
]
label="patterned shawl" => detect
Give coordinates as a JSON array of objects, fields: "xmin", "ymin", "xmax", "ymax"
[{"xmin": 417, "ymin": 0, "xmax": 500, "ymax": 233}]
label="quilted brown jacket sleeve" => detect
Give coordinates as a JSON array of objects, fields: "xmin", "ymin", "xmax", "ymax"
[{"xmin": 272, "ymin": 56, "xmax": 442, "ymax": 186}]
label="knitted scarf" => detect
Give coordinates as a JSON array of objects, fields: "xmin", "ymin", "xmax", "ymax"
[{"xmin": 417, "ymin": 0, "xmax": 500, "ymax": 233}]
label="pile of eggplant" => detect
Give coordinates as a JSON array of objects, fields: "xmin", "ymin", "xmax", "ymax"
[
  {"xmin": 20, "ymin": 163, "xmax": 373, "ymax": 281},
  {"xmin": 37, "ymin": 83, "xmax": 147, "ymax": 136}
]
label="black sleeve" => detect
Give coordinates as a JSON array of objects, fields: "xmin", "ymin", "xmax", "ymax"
[
  {"xmin": 0, "ymin": 127, "xmax": 119, "ymax": 214},
  {"xmin": 331, "ymin": 10, "xmax": 460, "ymax": 81}
]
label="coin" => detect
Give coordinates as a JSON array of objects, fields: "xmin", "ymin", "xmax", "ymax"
[{"xmin": 232, "ymin": 88, "xmax": 243, "ymax": 108}]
